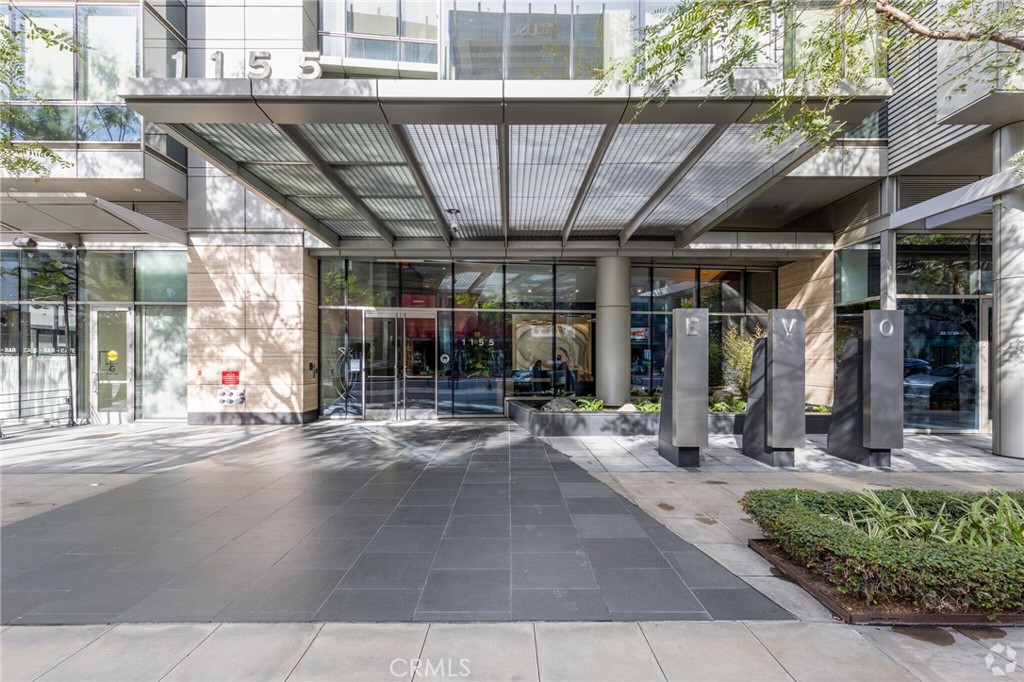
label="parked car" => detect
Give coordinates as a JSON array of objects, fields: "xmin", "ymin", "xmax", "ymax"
[
  {"xmin": 903, "ymin": 358, "xmax": 932, "ymax": 377},
  {"xmin": 903, "ymin": 363, "xmax": 976, "ymax": 411}
]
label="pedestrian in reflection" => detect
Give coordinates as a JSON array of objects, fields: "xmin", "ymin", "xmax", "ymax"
[{"xmin": 532, "ymin": 359, "xmax": 544, "ymax": 394}]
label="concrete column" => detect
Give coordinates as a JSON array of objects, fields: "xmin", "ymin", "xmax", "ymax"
[
  {"xmin": 992, "ymin": 121, "xmax": 1024, "ymax": 458},
  {"xmin": 595, "ymin": 256, "xmax": 630, "ymax": 406},
  {"xmin": 879, "ymin": 229, "xmax": 897, "ymax": 310}
]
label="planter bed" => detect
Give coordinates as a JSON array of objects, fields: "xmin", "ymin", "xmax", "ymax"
[
  {"xmin": 743, "ymin": 489, "xmax": 1024, "ymax": 626},
  {"xmin": 749, "ymin": 538, "xmax": 1024, "ymax": 626},
  {"xmin": 508, "ymin": 400, "xmax": 831, "ymax": 438}
]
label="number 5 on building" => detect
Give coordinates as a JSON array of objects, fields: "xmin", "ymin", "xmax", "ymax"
[
  {"xmin": 298, "ymin": 52, "xmax": 322, "ymax": 80},
  {"xmin": 247, "ymin": 51, "xmax": 272, "ymax": 79}
]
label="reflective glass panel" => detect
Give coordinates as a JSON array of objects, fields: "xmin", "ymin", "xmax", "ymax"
[
  {"xmin": 11, "ymin": 105, "xmax": 77, "ymax": 141},
  {"xmin": 555, "ymin": 264, "xmax": 596, "ymax": 310},
  {"xmin": 1, "ymin": 251, "xmax": 18, "ymax": 302},
  {"xmin": 402, "ymin": 0, "xmax": 438, "ymax": 39},
  {"xmin": 745, "ymin": 271, "xmax": 775, "ymax": 314},
  {"xmin": 506, "ymin": 1, "xmax": 571, "ymax": 79},
  {"xmin": 652, "ymin": 268, "xmax": 697, "ymax": 311},
  {"xmin": 901, "ymin": 298, "xmax": 978, "ymax": 429},
  {"xmin": 346, "ymin": 261, "xmax": 399, "ymax": 307},
  {"xmin": 0, "ymin": 305, "xmax": 18, "ymax": 417},
  {"xmin": 453, "ymin": 262, "xmax": 503, "ymax": 309},
  {"xmin": 631, "ymin": 267, "xmax": 651, "ymax": 312},
  {"xmin": 554, "ymin": 313, "xmax": 593, "ymax": 395},
  {"xmin": 443, "ymin": 1, "xmax": 505, "ymax": 79},
  {"xmin": 21, "ymin": 250, "xmax": 76, "ymax": 301},
  {"xmin": 700, "ymin": 270, "xmax": 743, "ymax": 313},
  {"xmin": 834, "ymin": 240, "xmax": 880, "ymax": 302},
  {"xmin": 80, "ymin": 251, "xmax": 133, "ymax": 302},
  {"xmin": 136, "ymin": 251, "xmax": 186, "ymax": 302},
  {"xmin": 630, "ymin": 312, "xmax": 652, "ymax": 394},
  {"xmin": 22, "ymin": 303, "xmax": 77, "ymax": 417},
  {"xmin": 977, "ymin": 235, "xmax": 992, "ymax": 294},
  {"xmin": 16, "ymin": 7, "xmax": 74, "ymax": 100},
  {"xmin": 450, "ymin": 310, "xmax": 505, "ymax": 413},
  {"xmin": 401, "ymin": 262, "xmax": 452, "ymax": 308},
  {"xmin": 143, "ymin": 9, "xmax": 183, "ymax": 78},
  {"xmin": 896, "ymin": 234, "xmax": 973, "ymax": 296},
  {"xmin": 321, "ymin": 259, "xmax": 347, "ymax": 306},
  {"xmin": 79, "ymin": 5, "xmax": 139, "ymax": 101},
  {"xmin": 135, "ymin": 305, "xmax": 186, "ymax": 419},
  {"xmin": 349, "ymin": 0, "xmax": 399, "ymax": 36},
  {"xmin": 509, "ymin": 312, "xmax": 554, "ymax": 396},
  {"xmin": 347, "ymin": 37, "xmax": 399, "ymax": 59},
  {"xmin": 78, "ymin": 106, "xmax": 141, "ymax": 141},
  {"xmin": 401, "ymin": 41, "xmax": 438, "ymax": 63},
  {"xmin": 505, "ymin": 263, "xmax": 553, "ymax": 309},
  {"xmin": 573, "ymin": 1, "xmax": 635, "ymax": 79}
]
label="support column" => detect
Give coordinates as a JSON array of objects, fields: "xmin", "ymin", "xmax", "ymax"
[
  {"xmin": 879, "ymin": 229, "xmax": 897, "ymax": 310},
  {"xmin": 595, "ymin": 256, "xmax": 630, "ymax": 406},
  {"xmin": 993, "ymin": 121, "xmax": 1024, "ymax": 458}
]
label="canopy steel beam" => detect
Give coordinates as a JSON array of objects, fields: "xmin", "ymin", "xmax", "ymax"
[
  {"xmin": 278, "ymin": 125, "xmax": 395, "ymax": 247},
  {"xmin": 674, "ymin": 141, "xmax": 818, "ymax": 248},
  {"xmin": 561, "ymin": 124, "xmax": 617, "ymax": 246},
  {"xmin": 163, "ymin": 123, "xmax": 340, "ymax": 247},
  {"xmin": 618, "ymin": 124, "xmax": 730, "ymax": 247},
  {"xmin": 498, "ymin": 124, "xmax": 510, "ymax": 247},
  {"xmin": 387, "ymin": 125, "xmax": 452, "ymax": 246}
]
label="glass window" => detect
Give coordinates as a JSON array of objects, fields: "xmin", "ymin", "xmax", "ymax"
[
  {"xmin": 402, "ymin": 0, "xmax": 437, "ymax": 39},
  {"xmin": 555, "ymin": 264, "xmax": 595, "ymax": 310},
  {"xmin": 631, "ymin": 267, "xmax": 651, "ymax": 312},
  {"xmin": 652, "ymin": 268, "xmax": 697, "ymax": 311},
  {"xmin": 346, "ymin": 261, "xmax": 399, "ymax": 307},
  {"xmin": 509, "ymin": 312, "xmax": 554, "ymax": 396},
  {"xmin": 573, "ymin": 1, "xmax": 635, "ymax": 80},
  {"xmin": 505, "ymin": 263, "xmax": 553, "ymax": 309},
  {"xmin": 22, "ymin": 302, "xmax": 77, "ymax": 417},
  {"xmin": 11, "ymin": 105, "xmax": 77, "ymax": 142},
  {"xmin": 80, "ymin": 251, "xmax": 133, "ymax": 302},
  {"xmin": 349, "ymin": 0, "xmax": 399, "ymax": 36},
  {"xmin": 453, "ymin": 262, "xmax": 503, "ymax": 309},
  {"xmin": 15, "ymin": 6, "xmax": 75, "ymax": 100},
  {"xmin": 21, "ymin": 250, "xmax": 76, "ymax": 301},
  {"xmin": 977, "ymin": 235, "xmax": 992, "ymax": 295},
  {"xmin": 896, "ymin": 233, "xmax": 973, "ymax": 296},
  {"xmin": 401, "ymin": 41, "xmax": 437, "ymax": 63},
  {"xmin": 321, "ymin": 309, "xmax": 363, "ymax": 416},
  {"xmin": 446, "ymin": 310, "xmax": 506, "ymax": 413},
  {"xmin": 322, "ymin": 0, "xmax": 345, "ymax": 33},
  {"xmin": 901, "ymin": 298, "xmax": 978, "ymax": 430},
  {"xmin": 79, "ymin": 5, "xmax": 139, "ymax": 102},
  {"xmin": 745, "ymin": 271, "xmax": 775, "ymax": 314},
  {"xmin": 147, "ymin": 0, "xmax": 186, "ymax": 37},
  {"xmin": 700, "ymin": 270, "xmax": 743, "ymax": 313},
  {"xmin": 0, "ymin": 305, "xmax": 19, "ymax": 416},
  {"xmin": 555, "ymin": 313, "xmax": 593, "ymax": 395},
  {"xmin": 400, "ymin": 262, "xmax": 452, "ymax": 308},
  {"xmin": 78, "ymin": 106, "xmax": 142, "ymax": 142},
  {"xmin": 135, "ymin": 305, "xmax": 186, "ymax": 418},
  {"xmin": 506, "ymin": 1, "xmax": 572, "ymax": 79},
  {"xmin": 1, "ymin": 251, "xmax": 19, "ymax": 302},
  {"xmin": 321, "ymin": 258, "xmax": 347, "ymax": 306},
  {"xmin": 630, "ymin": 312, "xmax": 652, "ymax": 393},
  {"xmin": 347, "ymin": 36, "xmax": 399, "ymax": 60},
  {"xmin": 136, "ymin": 251, "xmax": 186, "ymax": 302},
  {"xmin": 834, "ymin": 239, "xmax": 880, "ymax": 302},
  {"xmin": 834, "ymin": 300, "xmax": 879, "ymax": 374},
  {"xmin": 443, "ymin": 1, "xmax": 505, "ymax": 79}
]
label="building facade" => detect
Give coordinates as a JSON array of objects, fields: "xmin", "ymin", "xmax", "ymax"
[{"xmin": 2, "ymin": 1, "xmax": 1021, "ymax": 457}]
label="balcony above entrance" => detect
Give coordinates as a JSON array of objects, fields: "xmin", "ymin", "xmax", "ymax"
[{"xmin": 120, "ymin": 78, "xmax": 889, "ymax": 255}]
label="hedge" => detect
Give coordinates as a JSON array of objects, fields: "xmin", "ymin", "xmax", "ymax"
[{"xmin": 741, "ymin": 488, "xmax": 1024, "ymax": 615}]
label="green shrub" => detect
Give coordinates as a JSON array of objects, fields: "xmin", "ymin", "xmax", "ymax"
[
  {"xmin": 709, "ymin": 395, "xmax": 747, "ymax": 413},
  {"xmin": 574, "ymin": 397, "xmax": 605, "ymax": 412},
  {"xmin": 741, "ymin": 488, "xmax": 1024, "ymax": 614},
  {"xmin": 634, "ymin": 399, "xmax": 661, "ymax": 413}
]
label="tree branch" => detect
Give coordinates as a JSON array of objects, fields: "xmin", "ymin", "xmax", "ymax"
[{"xmin": 875, "ymin": 0, "xmax": 1024, "ymax": 51}]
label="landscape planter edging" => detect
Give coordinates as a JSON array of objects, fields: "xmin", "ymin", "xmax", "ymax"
[
  {"xmin": 509, "ymin": 401, "xmax": 831, "ymax": 438},
  {"xmin": 748, "ymin": 538, "xmax": 1024, "ymax": 626}
]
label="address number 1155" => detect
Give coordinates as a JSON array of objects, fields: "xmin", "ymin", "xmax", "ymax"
[{"xmin": 170, "ymin": 50, "xmax": 323, "ymax": 80}]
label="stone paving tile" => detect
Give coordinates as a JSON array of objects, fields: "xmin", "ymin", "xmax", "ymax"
[
  {"xmin": 162, "ymin": 623, "xmax": 321, "ymax": 682},
  {"xmin": 535, "ymin": 622, "xmax": 666, "ymax": 681},
  {"xmin": 417, "ymin": 623, "xmax": 538, "ymax": 681},
  {"xmin": 1, "ymin": 421, "xmax": 803, "ymax": 624},
  {"xmin": 0, "ymin": 624, "xmax": 111, "ymax": 682},
  {"xmin": 640, "ymin": 621, "xmax": 792, "ymax": 681},
  {"xmin": 288, "ymin": 623, "xmax": 428, "ymax": 681}
]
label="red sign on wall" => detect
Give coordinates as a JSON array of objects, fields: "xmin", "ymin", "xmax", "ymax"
[{"xmin": 221, "ymin": 371, "xmax": 240, "ymax": 385}]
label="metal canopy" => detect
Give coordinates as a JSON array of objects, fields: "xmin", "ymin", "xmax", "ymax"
[
  {"xmin": 1, "ymin": 192, "xmax": 187, "ymax": 246},
  {"xmin": 120, "ymin": 78, "xmax": 888, "ymax": 249}
]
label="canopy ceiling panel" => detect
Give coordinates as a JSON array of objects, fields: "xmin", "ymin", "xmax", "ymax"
[
  {"xmin": 336, "ymin": 165, "xmax": 421, "ymax": 197},
  {"xmin": 510, "ymin": 124, "xmax": 602, "ymax": 232},
  {"xmin": 406, "ymin": 124, "xmax": 502, "ymax": 239},
  {"xmin": 384, "ymin": 220, "xmax": 439, "ymax": 238},
  {"xmin": 245, "ymin": 163, "xmax": 338, "ymax": 196},
  {"xmin": 187, "ymin": 123, "xmax": 305, "ymax": 163},
  {"xmin": 297, "ymin": 123, "xmax": 404, "ymax": 164},
  {"xmin": 324, "ymin": 219, "xmax": 383, "ymax": 238}
]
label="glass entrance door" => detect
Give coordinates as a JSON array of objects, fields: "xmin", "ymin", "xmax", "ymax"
[
  {"xmin": 90, "ymin": 307, "xmax": 132, "ymax": 424},
  {"xmin": 364, "ymin": 311, "xmax": 436, "ymax": 419}
]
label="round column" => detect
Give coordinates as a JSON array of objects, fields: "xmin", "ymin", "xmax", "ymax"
[
  {"xmin": 595, "ymin": 256, "xmax": 631, "ymax": 406},
  {"xmin": 993, "ymin": 121, "xmax": 1024, "ymax": 458}
]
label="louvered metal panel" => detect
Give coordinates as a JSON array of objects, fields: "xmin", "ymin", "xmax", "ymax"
[
  {"xmin": 292, "ymin": 196, "xmax": 363, "ymax": 220},
  {"xmin": 363, "ymin": 197, "xmax": 435, "ymax": 221},
  {"xmin": 324, "ymin": 220, "xmax": 381, "ymax": 238},
  {"xmin": 384, "ymin": 220, "xmax": 439, "ymax": 238},
  {"xmin": 187, "ymin": 123, "xmax": 304, "ymax": 162},
  {"xmin": 336, "ymin": 165, "xmax": 421, "ymax": 197},
  {"xmin": 603, "ymin": 124, "xmax": 715, "ymax": 164},
  {"xmin": 834, "ymin": 183, "xmax": 881, "ymax": 228},
  {"xmin": 246, "ymin": 164, "xmax": 337, "ymax": 196},
  {"xmin": 133, "ymin": 202, "xmax": 187, "ymax": 229},
  {"xmin": 298, "ymin": 124, "xmax": 404, "ymax": 164},
  {"xmin": 898, "ymin": 176, "xmax": 981, "ymax": 209}
]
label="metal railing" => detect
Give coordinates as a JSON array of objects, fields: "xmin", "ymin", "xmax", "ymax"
[{"xmin": 0, "ymin": 390, "xmax": 75, "ymax": 438}]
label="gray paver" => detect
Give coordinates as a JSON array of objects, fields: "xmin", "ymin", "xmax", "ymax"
[
  {"xmin": 641, "ymin": 621, "xmax": 793, "ymax": 681},
  {"xmin": 416, "ymin": 623, "xmax": 538, "ymax": 681},
  {"xmin": 0, "ymin": 624, "xmax": 110, "ymax": 682},
  {"xmin": 288, "ymin": 623, "xmax": 428, "ymax": 681},
  {"xmin": 163, "ymin": 623, "xmax": 321, "ymax": 682},
  {"xmin": 535, "ymin": 622, "xmax": 666, "ymax": 681}
]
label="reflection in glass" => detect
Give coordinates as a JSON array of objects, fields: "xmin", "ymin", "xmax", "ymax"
[
  {"xmin": 80, "ymin": 251, "xmax": 133, "ymax": 302},
  {"xmin": 15, "ymin": 6, "xmax": 75, "ymax": 100},
  {"xmin": 79, "ymin": 5, "xmax": 139, "ymax": 102},
  {"xmin": 573, "ymin": 1, "xmax": 635, "ymax": 79},
  {"xmin": 403, "ymin": 316, "xmax": 437, "ymax": 416},
  {"xmin": 506, "ymin": 263, "xmax": 553, "ymax": 309},
  {"xmin": 78, "ymin": 106, "xmax": 141, "ymax": 142},
  {"xmin": 0, "ymin": 305, "xmax": 19, "ymax": 417},
  {"xmin": 443, "ymin": 1, "xmax": 505, "ymax": 79},
  {"xmin": 22, "ymin": 303, "xmax": 77, "ymax": 417},
  {"xmin": 745, "ymin": 271, "xmax": 775, "ymax": 314},
  {"xmin": 143, "ymin": 9, "xmax": 184, "ymax": 78},
  {"xmin": 834, "ymin": 240, "xmax": 880, "ymax": 302},
  {"xmin": 453, "ymin": 262, "xmax": 503, "ymax": 309},
  {"xmin": 135, "ymin": 306, "xmax": 185, "ymax": 418},
  {"xmin": 448, "ymin": 311, "xmax": 504, "ymax": 414},
  {"xmin": 346, "ymin": 261, "xmax": 399, "ymax": 307},
  {"xmin": 365, "ymin": 316, "xmax": 398, "ymax": 414},
  {"xmin": 896, "ymin": 233, "xmax": 975, "ymax": 296},
  {"xmin": 10, "ymin": 105, "xmax": 77, "ymax": 141},
  {"xmin": 349, "ymin": 0, "xmax": 399, "ymax": 36},
  {"xmin": 347, "ymin": 36, "xmax": 399, "ymax": 59},
  {"xmin": 402, "ymin": 0, "xmax": 438, "ymax": 39},
  {"xmin": 401, "ymin": 262, "xmax": 452, "ymax": 308},
  {"xmin": 901, "ymin": 298, "xmax": 978, "ymax": 429},
  {"xmin": 136, "ymin": 251, "xmax": 186, "ymax": 302},
  {"xmin": 1, "ymin": 251, "xmax": 19, "ymax": 302},
  {"xmin": 652, "ymin": 268, "xmax": 697, "ymax": 311},
  {"xmin": 700, "ymin": 270, "xmax": 743, "ymax": 313},
  {"xmin": 555, "ymin": 264, "xmax": 596, "ymax": 310},
  {"xmin": 94, "ymin": 309, "xmax": 128, "ymax": 413},
  {"xmin": 507, "ymin": 1, "xmax": 572, "ymax": 79},
  {"xmin": 555, "ymin": 313, "xmax": 594, "ymax": 395},
  {"xmin": 509, "ymin": 313, "xmax": 553, "ymax": 396},
  {"xmin": 401, "ymin": 41, "xmax": 438, "ymax": 63},
  {"xmin": 21, "ymin": 251, "xmax": 76, "ymax": 301}
]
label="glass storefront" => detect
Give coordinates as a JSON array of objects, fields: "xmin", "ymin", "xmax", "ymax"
[
  {"xmin": 320, "ymin": 261, "xmax": 778, "ymax": 419},
  {"xmin": 0, "ymin": 249, "xmax": 187, "ymax": 423}
]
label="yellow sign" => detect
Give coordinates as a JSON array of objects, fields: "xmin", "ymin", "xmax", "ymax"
[{"xmin": 106, "ymin": 350, "xmax": 119, "ymax": 363}]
